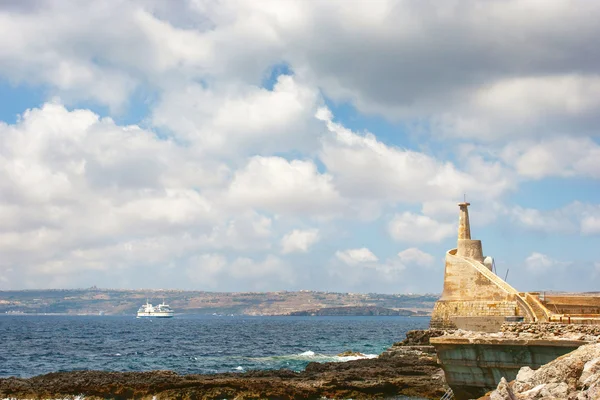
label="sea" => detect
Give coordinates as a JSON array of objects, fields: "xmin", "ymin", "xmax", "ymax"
[{"xmin": 0, "ymin": 314, "xmax": 430, "ymax": 399}]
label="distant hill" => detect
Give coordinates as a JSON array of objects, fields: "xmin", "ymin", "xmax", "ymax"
[
  {"xmin": 288, "ymin": 306, "xmax": 419, "ymax": 316},
  {"xmin": 0, "ymin": 288, "xmax": 439, "ymax": 316}
]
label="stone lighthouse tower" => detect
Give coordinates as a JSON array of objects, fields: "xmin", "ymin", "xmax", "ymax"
[
  {"xmin": 455, "ymin": 202, "xmax": 484, "ymax": 262},
  {"xmin": 429, "ymin": 201, "xmax": 536, "ymax": 330}
]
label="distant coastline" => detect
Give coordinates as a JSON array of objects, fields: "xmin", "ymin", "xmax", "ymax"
[
  {"xmin": 287, "ymin": 305, "xmax": 427, "ymax": 316},
  {"xmin": 0, "ymin": 288, "xmax": 438, "ymax": 317}
]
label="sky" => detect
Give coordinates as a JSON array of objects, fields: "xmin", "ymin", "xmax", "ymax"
[{"xmin": 0, "ymin": 0, "xmax": 600, "ymax": 294}]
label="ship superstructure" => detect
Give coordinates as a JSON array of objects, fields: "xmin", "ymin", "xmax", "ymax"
[{"xmin": 136, "ymin": 299, "xmax": 174, "ymax": 318}]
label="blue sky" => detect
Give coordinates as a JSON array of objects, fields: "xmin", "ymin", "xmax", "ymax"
[{"xmin": 1, "ymin": 0, "xmax": 599, "ymax": 294}]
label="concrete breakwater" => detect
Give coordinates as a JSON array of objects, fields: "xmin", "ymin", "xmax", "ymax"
[{"xmin": 430, "ymin": 324, "xmax": 600, "ymax": 399}]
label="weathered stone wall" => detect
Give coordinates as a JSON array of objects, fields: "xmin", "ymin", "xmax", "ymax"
[
  {"xmin": 430, "ymin": 248, "xmax": 527, "ymax": 329},
  {"xmin": 456, "ymin": 239, "xmax": 484, "ymax": 262},
  {"xmin": 543, "ymin": 294, "xmax": 600, "ymax": 315},
  {"xmin": 439, "ymin": 253, "xmax": 512, "ymax": 302},
  {"xmin": 450, "ymin": 316, "xmax": 508, "ymax": 332},
  {"xmin": 430, "ymin": 300, "xmax": 519, "ymax": 330}
]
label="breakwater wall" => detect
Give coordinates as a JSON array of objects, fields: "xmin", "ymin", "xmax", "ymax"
[{"xmin": 430, "ymin": 324, "xmax": 600, "ymax": 400}]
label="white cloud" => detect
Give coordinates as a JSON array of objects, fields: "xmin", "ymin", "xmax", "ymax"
[
  {"xmin": 524, "ymin": 252, "xmax": 569, "ymax": 274},
  {"xmin": 513, "ymin": 252, "xmax": 599, "ymax": 292},
  {"xmin": 581, "ymin": 215, "xmax": 600, "ymax": 236},
  {"xmin": 152, "ymin": 75, "xmax": 322, "ymax": 156},
  {"xmin": 0, "ymin": 3, "xmax": 176, "ymax": 108},
  {"xmin": 201, "ymin": 211, "xmax": 274, "ymax": 251},
  {"xmin": 525, "ymin": 252, "xmax": 555, "ymax": 270},
  {"xmin": 388, "ymin": 212, "xmax": 455, "ymax": 243},
  {"xmin": 2, "ymin": 0, "xmax": 600, "ymax": 143},
  {"xmin": 421, "ymin": 200, "xmax": 461, "ymax": 219},
  {"xmin": 328, "ymin": 249, "xmax": 423, "ymax": 293},
  {"xmin": 509, "ymin": 206, "xmax": 576, "ymax": 234},
  {"xmin": 317, "ymin": 107, "xmax": 515, "ymax": 206},
  {"xmin": 0, "ymin": 103, "xmax": 291, "ymax": 288},
  {"xmin": 227, "ymin": 156, "xmax": 343, "ymax": 216},
  {"xmin": 318, "ymin": 108, "xmax": 469, "ymax": 203},
  {"xmin": 435, "ymin": 75, "xmax": 600, "ymax": 141},
  {"xmin": 281, "ymin": 229, "xmax": 319, "ymax": 254},
  {"xmin": 269, "ymin": 2, "xmax": 600, "ymax": 142},
  {"xmin": 189, "ymin": 254, "xmax": 227, "ymax": 277},
  {"xmin": 500, "ymin": 137, "xmax": 600, "ymax": 180},
  {"xmin": 397, "ymin": 248, "xmax": 435, "ymax": 267},
  {"xmin": 335, "ymin": 248, "xmax": 378, "ymax": 265},
  {"xmin": 1, "ymin": 1, "xmax": 599, "ymax": 294},
  {"xmin": 507, "ymin": 202, "xmax": 600, "ymax": 236},
  {"xmin": 186, "ymin": 254, "xmax": 295, "ymax": 291}
]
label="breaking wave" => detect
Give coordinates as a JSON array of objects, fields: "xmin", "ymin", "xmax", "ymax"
[{"xmin": 253, "ymin": 350, "xmax": 378, "ymax": 363}]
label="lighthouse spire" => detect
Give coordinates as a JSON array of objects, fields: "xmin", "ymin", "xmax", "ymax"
[{"xmin": 457, "ymin": 199, "xmax": 471, "ymax": 240}]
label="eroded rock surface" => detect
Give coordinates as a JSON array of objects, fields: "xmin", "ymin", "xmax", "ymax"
[
  {"xmin": 0, "ymin": 330, "xmax": 448, "ymax": 400},
  {"xmin": 395, "ymin": 328, "xmax": 448, "ymax": 346},
  {"xmin": 502, "ymin": 323, "xmax": 600, "ymax": 341},
  {"xmin": 435, "ymin": 324, "xmax": 600, "ymax": 345},
  {"xmin": 480, "ymin": 343, "xmax": 600, "ymax": 400}
]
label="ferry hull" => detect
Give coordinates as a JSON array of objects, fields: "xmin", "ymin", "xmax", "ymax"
[{"xmin": 136, "ymin": 313, "xmax": 174, "ymax": 318}]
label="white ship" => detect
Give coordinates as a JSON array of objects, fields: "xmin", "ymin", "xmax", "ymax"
[{"xmin": 136, "ymin": 299, "xmax": 174, "ymax": 318}]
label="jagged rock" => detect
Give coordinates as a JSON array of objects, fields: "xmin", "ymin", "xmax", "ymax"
[
  {"xmin": 501, "ymin": 323, "xmax": 600, "ymax": 342},
  {"xmin": 482, "ymin": 343, "xmax": 600, "ymax": 400},
  {"xmin": 580, "ymin": 357, "xmax": 600, "ymax": 385},
  {"xmin": 394, "ymin": 329, "xmax": 448, "ymax": 346},
  {"xmin": 518, "ymin": 384, "xmax": 546, "ymax": 399},
  {"xmin": 512, "ymin": 366, "xmax": 535, "ymax": 392},
  {"xmin": 490, "ymin": 377, "xmax": 516, "ymax": 400}
]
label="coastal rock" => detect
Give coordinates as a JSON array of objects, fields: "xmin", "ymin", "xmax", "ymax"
[
  {"xmin": 336, "ymin": 350, "xmax": 365, "ymax": 357},
  {"xmin": 489, "ymin": 378, "xmax": 515, "ymax": 400},
  {"xmin": 579, "ymin": 357, "xmax": 600, "ymax": 385},
  {"xmin": 0, "ymin": 331, "xmax": 449, "ymax": 400},
  {"xmin": 482, "ymin": 343, "xmax": 600, "ymax": 400},
  {"xmin": 435, "ymin": 324, "xmax": 600, "ymax": 345},
  {"xmin": 502, "ymin": 323, "xmax": 600, "ymax": 342},
  {"xmin": 394, "ymin": 329, "xmax": 448, "ymax": 346},
  {"xmin": 514, "ymin": 366, "xmax": 535, "ymax": 390}
]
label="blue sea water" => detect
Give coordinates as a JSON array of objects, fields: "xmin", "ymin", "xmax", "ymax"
[{"xmin": 0, "ymin": 315, "xmax": 429, "ymax": 379}]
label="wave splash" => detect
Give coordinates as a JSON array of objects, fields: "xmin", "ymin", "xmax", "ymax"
[{"xmin": 256, "ymin": 350, "xmax": 378, "ymax": 363}]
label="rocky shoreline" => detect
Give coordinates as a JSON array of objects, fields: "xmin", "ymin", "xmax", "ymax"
[
  {"xmin": 0, "ymin": 332, "xmax": 448, "ymax": 399},
  {"xmin": 8, "ymin": 326, "xmax": 600, "ymax": 399}
]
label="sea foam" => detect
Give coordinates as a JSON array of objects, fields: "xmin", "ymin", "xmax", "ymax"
[{"xmin": 264, "ymin": 350, "xmax": 378, "ymax": 362}]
